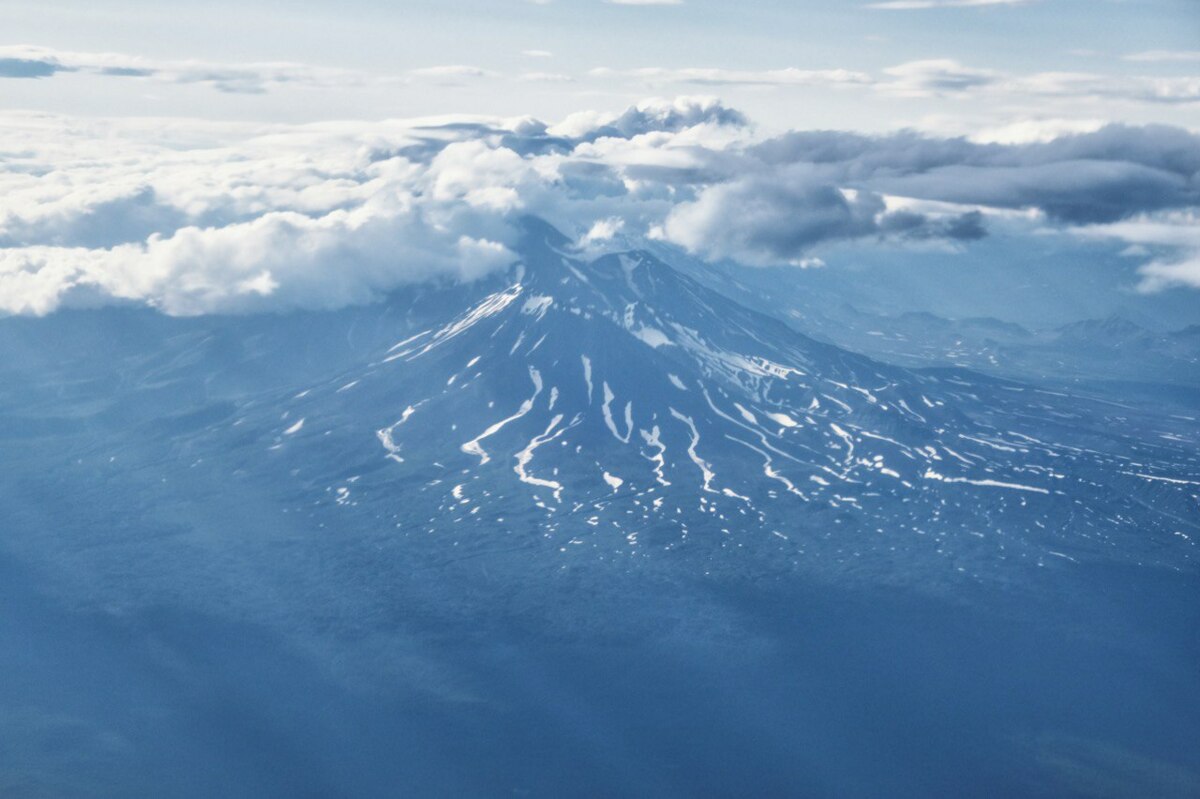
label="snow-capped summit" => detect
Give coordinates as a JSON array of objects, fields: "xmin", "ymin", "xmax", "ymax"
[{"xmin": 176, "ymin": 216, "xmax": 1193, "ymax": 584}]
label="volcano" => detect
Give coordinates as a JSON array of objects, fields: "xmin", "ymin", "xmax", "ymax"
[{"xmin": 1, "ymin": 218, "xmax": 1198, "ymax": 797}]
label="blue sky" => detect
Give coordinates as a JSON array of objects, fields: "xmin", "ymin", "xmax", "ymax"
[{"xmin": 4, "ymin": 0, "xmax": 1199, "ymax": 131}]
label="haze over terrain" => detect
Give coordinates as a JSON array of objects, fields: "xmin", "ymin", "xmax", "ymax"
[{"xmin": 2, "ymin": 2, "xmax": 1199, "ymax": 796}]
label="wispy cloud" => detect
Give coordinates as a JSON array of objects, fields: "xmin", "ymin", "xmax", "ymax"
[
  {"xmin": 1010, "ymin": 70, "xmax": 1200, "ymax": 105},
  {"xmin": 589, "ymin": 58, "xmax": 1200, "ymax": 106},
  {"xmin": 518, "ymin": 72, "xmax": 574, "ymax": 83},
  {"xmin": 407, "ymin": 65, "xmax": 500, "ymax": 85},
  {"xmin": 869, "ymin": 0, "xmax": 1035, "ymax": 8},
  {"xmin": 873, "ymin": 58, "xmax": 1200, "ymax": 105},
  {"xmin": 0, "ymin": 45, "xmax": 502, "ymax": 93},
  {"xmin": 6, "ymin": 43, "xmax": 1197, "ymax": 112},
  {"xmin": 1124, "ymin": 51, "xmax": 1200, "ymax": 63},
  {"xmin": 880, "ymin": 59, "xmax": 999, "ymax": 95},
  {"xmin": 1076, "ymin": 213, "xmax": 1200, "ymax": 292},
  {"xmin": 0, "ymin": 44, "xmax": 379, "ymax": 93},
  {"xmin": 588, "ymin": 66, "xmax": 871, "ymax": 87}
]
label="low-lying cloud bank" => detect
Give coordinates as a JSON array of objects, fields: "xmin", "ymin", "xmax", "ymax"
[{"xmin": 2, "ymin": 98, "xmax": 1199, "ymax": 315}]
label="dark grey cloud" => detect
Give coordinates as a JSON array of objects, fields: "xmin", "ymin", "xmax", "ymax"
[
  {"xmin": 0, "ymin": 46, "xmax": 374, "ymax": 94},
  {"xmin": 873, "ymin": 160, "xmax": 1193, "ymax": 224},
  {"xmin": 0, "ymin": 57, "xmax": 68, "ymax": 79},
  {"xmin": 585, "ymin": 100, "xmax": 748, "ymax": 140},
  {"xmin": 750, "ymin": 124, "xmax": 1200, "ymax": 224},
  {"xmin": 878, "ymin": 209, "xmax": 987, "ymax": 241},
  {"xmin": 662, "ymin": 123, "xmax": 1200, "ymax": 263},
  {"xmin": 97, "ymin": 66, "xmax": 155, "ymax": 78},
  {"xmin": 662, "ymin": 166, "xmax": 987, "ymax": 264}
]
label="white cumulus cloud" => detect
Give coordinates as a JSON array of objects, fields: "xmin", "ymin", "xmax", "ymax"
[{"xmin": 2, "ymin": 97, "xmax": 1199, "ymax": 316}]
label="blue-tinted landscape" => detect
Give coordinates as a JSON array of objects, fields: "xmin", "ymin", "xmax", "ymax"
[{"xmin": 2, "ymin": 2, "xmax": 1199, "ymax": 796}]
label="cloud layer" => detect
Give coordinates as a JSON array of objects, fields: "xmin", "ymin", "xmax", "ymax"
[
  {"xmin": 2, "ymin": 98, "xmax": 1199, "ymax": 315},
  {"xmin": 5, "ymin": 43, "xmax": 1198, "ymax": 109}
]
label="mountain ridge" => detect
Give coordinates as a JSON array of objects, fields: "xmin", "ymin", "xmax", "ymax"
[{"xmin": 0, "ymin": 218, "xmax": 1196, "ymax": 602}]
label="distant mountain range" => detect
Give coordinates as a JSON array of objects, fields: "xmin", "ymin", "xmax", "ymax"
[{"xmin": 657, "ymin": 249, "xmax": 1200, "ymax": 390}]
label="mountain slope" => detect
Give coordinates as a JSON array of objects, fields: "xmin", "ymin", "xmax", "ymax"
[
  {"xmin": 3, "ymin": 218, "xmax": 1200, "ymax": 798},
  {"xmin": 64, "ymin": 217, "xmax": 1187, "ymax": 592}
]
